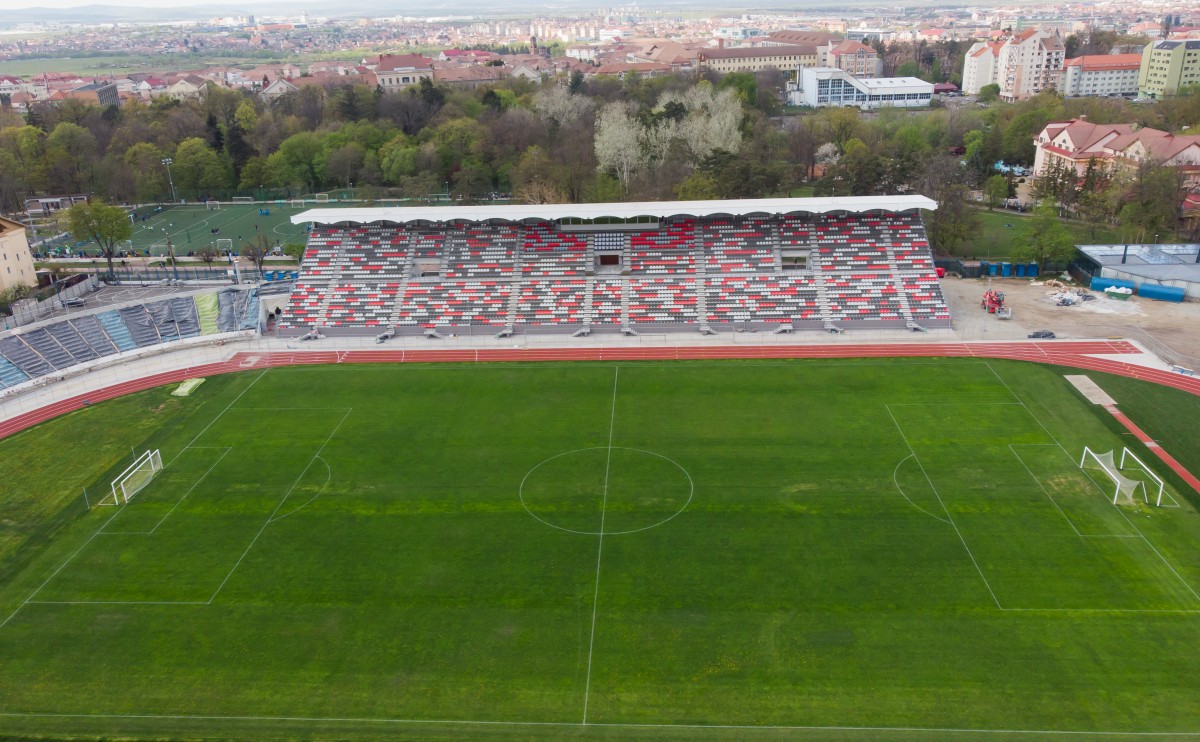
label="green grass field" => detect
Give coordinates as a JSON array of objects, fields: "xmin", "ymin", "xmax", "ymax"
[
  {"xmin": 2, "ymin": 359, "xmax": 1200, "ymax": 740},
  {"xmin": 967, "ymin": 209, "xmax": 1123, "ymax": 260}
]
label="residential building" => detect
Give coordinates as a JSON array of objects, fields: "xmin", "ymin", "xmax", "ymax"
[
  {"xmin": 23, "ymin": 195, "xmax": 88, "ymax": 217},
  {"xmin": 697, "ymin": 45, "xmax": 818, "ymax": 74},
  {"xmin": 961, "ymin": 29, "xmax": 1064, "ymax": 100},
  {"xmin": 1033, "ymin": 118, "xmax": 1200, "ymax": 188},
  {"xmin": 1138, "ymin": 39, "xmax": 1200, "ymax": 98},
  {"xmin": 819, "ymin": 39, "xmax": 882, "ymax": 78},
  {"xmin": 1059, "ymin": 54, "xmax": 1143, "ymax": 97},
  {"xmin": 788, "ymin": 67, "xmax": 933, "ymax": 109},
  {"xmin": 589, "ymin": 61, "xmax": 671, "ymax": 78},
  {"xmin": 259, "ymin": 78, "xmax": 299, "ymax": 101},
  {"xmin": 962, "ymin": 40, "xmax": 1004, "ymax": 94},
  {"xmin": 166, "ymin": 75, "xmax": 207, "ymax": 100},
  {"xmin": 759, "ymin": 30, "xmax": 838, "ymax": 47},
  {"xmin": 431, "ymin": 64, "xmax": 506, "ymax": 89},
  {"xmin": 371, "ymin": 53, "xmax": 433, "ymax": 93},
  {"xmin": 0, "ymin": 217, "xmax": 36, "ymax": 293},
  {"xmin": 64, "ymin": 82, "xmax": 119, "ymax": 107},
  {"xmin": 996, "ymin": 28, "xmax": 1065, "ymax": 101}
]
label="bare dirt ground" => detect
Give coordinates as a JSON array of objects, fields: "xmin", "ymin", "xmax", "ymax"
[{"xmin": 940, "ymin": 275, "xmax": 1200, "ymax": 367}]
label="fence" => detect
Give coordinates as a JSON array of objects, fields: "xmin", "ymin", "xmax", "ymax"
[
  {"xmin": 111, "ymin": 267, "xmax": 239, "ymax": 283},
  {"xmin": 5, "ymin": 275, "xmax": 101, "ymax": 327}
]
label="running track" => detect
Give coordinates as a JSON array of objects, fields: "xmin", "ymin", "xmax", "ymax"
[{"xmin": 3, "ymin": 340, "xmax": 1200, "ymax": 466}]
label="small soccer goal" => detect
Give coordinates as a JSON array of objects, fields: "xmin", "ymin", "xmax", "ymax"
[
  {"xmin": 290, "ymin": 199, "xmax": 306, "ymax": 208},
  {"xmin": 1080, "ymin": 446, "xmax": 1166, "ymax": 506},
  {"xmin": 216, "ymin": 238, "xmax": 234, "ymax": 254},
  {"xmin": 110, "ymin": 449, "xmax": 163, "ymax": 505},
  {"xmin": 313, "ymin": 193, "xmax": 330, "ymax": 203},
  {"xmin": 206, "ymin": 200, "xmax": 222, "ymax": 210},
  {"xmin": 231, "ymin": 196, "xmax": 255, "ymax": 204}
]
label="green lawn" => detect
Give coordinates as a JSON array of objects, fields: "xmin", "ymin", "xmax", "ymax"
[
  {"xmin": 1, "ymin": 359, "xmax": 1199, "ymax": 740},
  {"xmin": 965, "ymin": 209, "xmax": 1124, "ymax": 260}
]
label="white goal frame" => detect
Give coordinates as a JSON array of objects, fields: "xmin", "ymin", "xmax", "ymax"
[
  {"xmin": 216, "ymin": 238, "xmax": 234, "ymax": 254},
  {"xmin": 1120, "ymin": 447, "xmax": 1167, "ymax": 506},
  {"xmin": 1080, "ymin": 446, "xmax": 1154, "ymax": 506},
  {"xmin": 231, "ymin": 196, "xmax": 255, "ymax": 204},
  {"xmin": 206, "ymin": 201, "xmax": 222, "ymax": 210},
  {"xmin": 290, "ymin": 199, "xmax": 306, "ymax": 208},
  {"xmin": 313, "ymin": 193, "xmax": 330, "ymax": 203},
  {"xmin": 111, "ymin": 449, "xmax": 163, "ymax": 505}
]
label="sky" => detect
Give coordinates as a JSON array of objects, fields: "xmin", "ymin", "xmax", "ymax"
[{"xmin": 6, "ymin": 0, "xmax": 253, "ymax": 8}]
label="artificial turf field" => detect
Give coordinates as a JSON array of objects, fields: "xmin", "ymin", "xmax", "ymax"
[
  {"xmin": 2, "ymin": 358, "xmax": 1200, "ymax": 740},
  {"xmin": 77, "ymin": 203, "xmax": 312, "ymax": 257}
]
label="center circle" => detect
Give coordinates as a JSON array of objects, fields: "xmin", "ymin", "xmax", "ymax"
[{"xmin": 519, "ymin": 447, "xmax": 694, "ymax": 535}]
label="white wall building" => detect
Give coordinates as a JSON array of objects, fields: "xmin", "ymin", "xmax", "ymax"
[
  {"xmin": 996, "ymin": 28, "xmax": 1065, "ymax": 101},
  {"xmin": 962, "ymin": 40, "xmax": 1003, "ymax": 94},
  {"xmin": 1059, "ymin": 53, "xmax": 1143, "ymax": 97},
  {"xmin": 788, "ymin": 67, "xmax": 933, "ymax": 109}
]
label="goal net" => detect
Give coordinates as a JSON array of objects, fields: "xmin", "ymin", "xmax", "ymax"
[
  {"xmin": 290, "ymin": 199, "xmax": 306, "ymax": 208},
  {"xmin": 206, "ymin": 201, "xmax": 222, "ymax": 210},
  {"xmin": 1119, "ymin": 447, "xmax": 1167, "ymax": 506},
  {"xmin": 313, "ymin": 193, "xmax": 330, "ymax": 203},
  {"xmin": 216, "ymin": 238, "xmax": 234, "ymax": 254},
  {"xmin": 231, "ymin": 196, "xmax": 255, "ymax": 204},
  {"xmin": 111, "ymin": 449, "xmax": 163, "ymax": 505},
  {"xmin": 1080, "ymin": 447, "xmax": 1147, "ymax": 506}
]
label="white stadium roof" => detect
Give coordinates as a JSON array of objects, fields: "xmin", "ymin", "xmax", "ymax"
[{"xmin": 291, "ymin": 196, "xmax": 937, "ymax": 226}]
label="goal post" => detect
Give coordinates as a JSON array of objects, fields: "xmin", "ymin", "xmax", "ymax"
[
  {"xmin": 216, "ymin": 238, "xmax": 234, "ymax": 254},
  {"xmin": 290, "ymin": 199, "xmax": 306, "ymax": 208},
  {"xmin": 111, "ymin": 449, "xmax": 163, "ymax": 504},
  {"xmin": 1080, "ymin": 446, "xmax": 1146, "ymax": 506},
  {"xmin": 1120, "ymin": 447, "xmax": 1167, "ymax": 507},
  {"xmin": 313, "ymin": 193, "xmax": 330, "ymax": 203},
  {"xmin": 231, "ymin": 196, "xmax": 255, "ymax": 204}
]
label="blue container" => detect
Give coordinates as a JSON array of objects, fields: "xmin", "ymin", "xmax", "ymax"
[
  {"xmin": 1027, "ymin": 263, "xmax": 1039, "ymax": 277},
  {"xmin": 1090, "ymin": 276, "xmax": 1136, "ymax": 292},
  {"xmin": 1015, "ymin": 264, "xmax": 1027, "ymax": 277},
  {"xmin": 988, "ymin": 263, "xmax": 999, "ymax": 277},
  {"xmin": 1001, "ymin": 262, "xmax": 1012, "ymax": 277},
  {"xmin": 1138, "ymin": 284, "xmax": 1185, "ymax": 303}
]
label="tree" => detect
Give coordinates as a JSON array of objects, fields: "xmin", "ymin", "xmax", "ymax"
[
  {"xmin": 1116, "ymin": 164, "xmax": 1183, "ymax": 242},
  {"xmin": 674, "ymin": 172, "xmax": 720, "ymax": 200},
  {"xmin": 196, "ymin": 246, "xmax": 218, "ymax": 265},
  {"xmin": 64, "ymin": 201, "xmax": 132, "ymax": 278},
  {"xmin": 977, "ymin": 83, "xmax": 1000, "ymax": 103},
  {"xmin": 1012, "ymin": 201, "xmax": 1077, "ymax": 266},
  {"xmin": 241, "ymin": 234, "xmax": 271, "ymax": 279},
  {"xmin": 123, "ymin": 142, "xmax": 166, "ymax": 202},
  {"xmin": 322, "ymin": 143, "xmax": 366, "ymax": 189},
  {"xmin": 172, "ymin": 137, "xmax": 227, "ymax": 198},
  {"xmin": 593, "ymin": 101, "xmax": 642, "ymax": 188},
  {"xmin": 984, "ymin": 174, "xmax": 1009, "ymax": 209},
  {"xmin": 533, "ymin": 84, "xmax": 593, "ymax": 128},
  {"xmin": 925, "ymin": 184, "xmax": 979, "ymax": 256}
]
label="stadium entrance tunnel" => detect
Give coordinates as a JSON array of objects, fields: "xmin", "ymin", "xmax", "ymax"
[{"xmin": 519, "ymin": 447, "xmax": 693, "ymax": 535}]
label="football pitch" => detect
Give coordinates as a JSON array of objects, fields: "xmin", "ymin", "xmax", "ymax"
[
  {"xmin": 2, "ymin": 358, "xmax": 1200, "ymax": 740},
  {"xmin": 81, "ymin": 204, "xmax": 312, "ymax": 256}
]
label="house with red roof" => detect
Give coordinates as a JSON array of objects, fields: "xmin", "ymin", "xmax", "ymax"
[
  {"xmin": 1059, "ymin": 54, "xmax": 1143, "ymax": 97},
  {"xmin": 1034, "ymin": 117, "xmax": 1200, "ymax": 189}
]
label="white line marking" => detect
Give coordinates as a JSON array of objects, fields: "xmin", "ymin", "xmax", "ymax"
[
  {"xmin": 171, "ymin": 369, "xmax": 268, "ymax": 465},
  {"xmin": 886, "ymin": 404, "xmax": 1003, "ymax": 610},
  {"xmin": 518, "ymin": 447, "xmax": 693, "ymax": 536},
  {"xmin": 268, "ymin": 456, "xmax": 332, "ymax": 523},
  {"xmin": 143, "ymin": 447, "xmax": 231, "ymax": 534},
  {"xmin": 2, "ymin": 711, "xmax": 1200, "ymax": 736},
  {"xmin": 891, "ymin": 454, "xmax": 950, "ymax": 524},
  {"xmin": 206, "ymin": 408, "xmax": 352, "ymax": 604},
  {"xmin": 1008, "ymin": 443, "xmax": 1083, "ymax": 537},
  {"xmin": 0, "ymin": 506, "xmax": 123, "ymax": 630},
  {"xmin": 988, "ymin": 362, "xmax": 1200, "ymax": 605},
  {"xmin": 25, "ymin": 600, "xmax": 208, "ymax": 606},
  {"xmin": 582, "ymin": 366, "xmax": 619, "ymax": 726}
]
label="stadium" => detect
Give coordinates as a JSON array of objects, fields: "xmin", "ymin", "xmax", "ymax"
[{"xmin": 2, "ymin": 196, "xmax": 1200, "ymax": 740}]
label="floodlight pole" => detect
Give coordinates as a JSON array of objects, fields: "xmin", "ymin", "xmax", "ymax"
[
  {"xmin": 167, "ymin": 237, "xmax": 179, "ymax": 281},
  {"xmin": 162, "ymin": 157, "xmax": 178, "ymax": 203}
]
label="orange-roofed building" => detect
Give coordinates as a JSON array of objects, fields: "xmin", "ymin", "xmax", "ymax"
[{"xmin": 1059, "ymin": 53, "xmax": 1143, "ymax": 97}]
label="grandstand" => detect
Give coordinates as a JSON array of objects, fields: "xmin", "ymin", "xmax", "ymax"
[
  {"xmin": 0, "ymin": 288, "xmax": 261, "ymax": 391},
  {"xmin": 282, "ymin": 197, "xmax": 950, "ymax": 336}
]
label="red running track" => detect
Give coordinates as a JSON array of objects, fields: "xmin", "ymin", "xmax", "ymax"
[
  {"xmin": 1103, "ymin": 404, "xmax": 1200, "ymax": 496},
  {"xmin": 3, "ymin": 341, "xmax": 1200, "ymax": 448}
]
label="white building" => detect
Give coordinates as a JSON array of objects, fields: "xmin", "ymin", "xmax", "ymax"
[
  {"xmin": 962, "ymin": 40, "xmax": 1004, "ymax": 94},
  {"xmin": 1059, "ymin": 53, "xmax": 1143, "ymax": 97},
  {"xmin": 961, "ymin": 28, "xmax": 1065, "ymax": 100},
  {"xmin": 788, "ymin": 67, "xmax": 933, "ymax": 110},
  {"xmin": 996, "ymin": 28, "xmax": 1065, "ymax": 101}
]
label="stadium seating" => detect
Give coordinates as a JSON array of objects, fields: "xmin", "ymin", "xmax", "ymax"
[
  {"xmin": 521, "ymin": 225, "xmax": 589, "ymax": 277},
  {"xmin": 280, "ymin": 212, "xmax": 950, "ymax": 334},
  {"xmin": 0, "ymin": 290, "xmax": 261, "ymax": 390},
  {"xmin": 516, "ymin": 280, "xmax": 587, "ymax": 326}
]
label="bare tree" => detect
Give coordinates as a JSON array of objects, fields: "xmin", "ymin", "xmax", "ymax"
[
  {"xmin": 594, "ymin": 102, "xmax": 643, "ymax": 188},
  {"xmin": 241, "ymin": 234, "xmax": 271, "ymax": 279}
]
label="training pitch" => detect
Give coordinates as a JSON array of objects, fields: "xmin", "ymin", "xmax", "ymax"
[
  {"xmin": 83, "ymin": 203, "xmax": 311, "ymax": 256},
  {"xmin": 1, "ymin": 358, "xmax": 1199, "ymax": 740}
]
